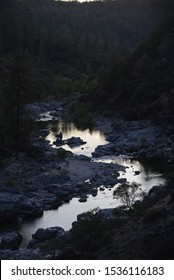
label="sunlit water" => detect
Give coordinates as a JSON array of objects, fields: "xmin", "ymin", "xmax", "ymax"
[{"xmin": 45, "ymin": 119, "xmax": 108, "ymax": 157}]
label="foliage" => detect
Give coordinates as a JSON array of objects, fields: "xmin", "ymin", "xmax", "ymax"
[
  {"xmin": 99, "ymin": 2, "xmax": 174, "ymax": 119},
  {"xmin": 0, "ymin": 0, "xmax": 173, "ymax": 155},
  {"xmin": 69, "ymin": 102, "xmax": 94, "ymax": 129},
  {"xmin": 142, "ymin": 208, "xmax": 162, "ymax": 223},
  {"xmin": 38, "ymin": 238, "xmax": 65, "ymax": 255},
  {"xmin": 52, "ymin": 73, "xmax": 99, "ymax": 100},
  {"xmin": 113, "ymin": 182, "xmax": 145, "ymax": 209},
  {"xmin": 70, "ymin": 208, "xmax": 110, "ymax": 252},
  {"xmin": 52, "ymin": 76, "xmax": 74, "ymax": 97},
  {"xmin": 2, "ymin": 55, "xmax": 35, "ymax": 158}
]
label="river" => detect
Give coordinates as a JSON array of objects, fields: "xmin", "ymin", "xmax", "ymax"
[{"xmin": 19, "ymin": 119, "xmax": 165, "ymax": 247}]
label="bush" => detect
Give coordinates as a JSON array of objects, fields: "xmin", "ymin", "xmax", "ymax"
[
  {"xmin": 69, "ymin": 103, "xmax": 95, "ymax": 129},
  {"xmin": 113, "ymin": 182, "xmax": 145, "ymax": 209},
  {"xmin": 70, "ymin": 209, "xmax": 109, "ymax": 252},
  {"xmin": 142, "ymin": 208, "xmax": 163, "ymax": 223}
]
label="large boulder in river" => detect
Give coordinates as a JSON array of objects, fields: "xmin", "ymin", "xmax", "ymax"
[
  {"xmin": 0, "ymin": 232, "xmax": 23, "ymax": 250},
  {"xmin": 66, "ymin": 137, "xmax": 86, "ymax": 147}
]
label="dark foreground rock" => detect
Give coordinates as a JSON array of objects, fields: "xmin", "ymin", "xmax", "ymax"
[
  {"xmin": 0, "ymin": 249, "xmax": 43, "ymax": 260},
  {"xmin": 0, "ymin": 232, "xmax": 23, "ymax": 250},
  {"xmin": 93, "ymin": 119, "xmax": 174, "ymax": 161},
  {"xmin": 0, "ymin": 193, "xmax": 22, "ymax": 223},
  {"xmin": 32, "ymin": 227, "xmax": 65, "ymax": 242}
]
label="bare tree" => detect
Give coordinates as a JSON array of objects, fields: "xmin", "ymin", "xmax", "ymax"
[{"xmin": 113, "ymin": 182, "xmax": 145, "ymax": 209}]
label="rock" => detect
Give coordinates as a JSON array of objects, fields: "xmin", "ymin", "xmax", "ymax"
[
  {"xmin": 0, "ymin": 232, "xmax": 23, "ymax": 250},
  {"xmin": 117, "ymin": 178, "xmax": 127, "ymax": 184},
  {"xmin": 92, "ymin": 143, "xmax": 116, "ymax": 157},
  {"xmin": 134, "ymin": 171, "xmax": 141, "ymax": 175},
  {"xmin": 53, "ymin": 138, "xmax": 64, "ymax": 146},
  {"xmin": 100, "ymin": 209, "xmax": 114, "ymax": 220},
  {"xmin": 77, "ymin": 155, "xmax": 90, "ymax": 161},
  {"xmin": 79, "ymin": 197, "xmax": 87, "ymax": 203},
  {"xmin": 0, "ymin": 192, "xmax": 22, "ymax": 222},
  {"xmin": 91, "ymin": 189, "xmax": 97, "ymax": 197},
  {"xmin": 19, "ymin": 198, "xmax": 43, "ymax": 218},
  {"xmin": 34, "ymin": 171, "xmax": 70, "ymax": 186},
  {"xmin": 50, "ymin": 111, "xmax": 59, "ymax": 118},
  {"xmin": 148, "ymin": 185, "xmax": 167, "ymax": 200},
  {"xmin": 0, "ymin": 249, "xmax": 43, "ymax": 260},
  {"xmin": 32, "ymin": 227, "xmax": 65, "ymax": 241},
  {"xmin": 66, "ymin": 137, "xmax": 87, "ymax": 147},
  {"xmin": 134, "ymin": 200, "xmax": 142, "ymax": 208},
  {"xmin": 39, "ymin": 129, "xmax": 49, "ymax": 137},
  {"xmin": 25, "ymin": 104, "xmax": 42, "ymax": 118}
]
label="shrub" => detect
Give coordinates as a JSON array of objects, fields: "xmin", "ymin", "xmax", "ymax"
[
  {"xmin": 142, "ymin": 208, "xmax": 162, "ymax": 223},
  {"xmin": 113, "ymin": 182, "xmax": 145, "ymax": 209},
  {"xmin": 70, "ymin": 209, "xmax": 109, "ymax": 252},
  {"xmin": 69, "ymin": 103, "xmax": 95, "ymax": 129}
]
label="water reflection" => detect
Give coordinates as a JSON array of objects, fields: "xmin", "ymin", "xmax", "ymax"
[
  {"xmin": 92, "ymin": 156, "xmax": 166, "ymax": 193},
  {"xmin": 45, "ymin": 119, "xmax": 108, "ymax": 157},
  {"xmin": 20, "ymin": 190, "xmax": 120, "ymax": 247},
  {"xmin": 19, "ymin": 156, "xmax": 165, "ymax": 247}
]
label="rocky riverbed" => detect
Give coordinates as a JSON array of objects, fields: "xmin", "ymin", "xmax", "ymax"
[{"xmin": 0, "ymin": 101, "xmax": 174, "ymax": 259}]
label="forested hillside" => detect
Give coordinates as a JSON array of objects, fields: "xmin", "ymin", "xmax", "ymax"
[
  {"xmin": 99, "ymin": 2, "xmax": 174, "ymax": 119},
  {"xmin": 0, "ymin": 0, "xmax": 173, "ymax": 155}
]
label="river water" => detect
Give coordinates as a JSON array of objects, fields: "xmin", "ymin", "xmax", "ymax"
[{"xmin": 19, "ymin": 119, "xmax": 165, "ymax": 247}]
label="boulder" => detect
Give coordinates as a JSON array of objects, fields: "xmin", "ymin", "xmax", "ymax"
[
  {"xmin": 53, "ymin": 138, "xmax": 64, "ymax": 146},
  {"xmin": 32, "ymin": 227, "xmax": 65, "ymax": 241},
  {"xmin": 19, "ymin": 198, "xmax": 43, "ymax": 218},
  {"xmin": 38, "ymin": 129, "xmax": 49, "ymax": 137},
  {"xmin": 147, "ymin": 185, "xmax": 167, "ymax": 201},
  {"xmin": 134, "ymin": 171, "xmax": 141, "ymax": 175},
  {"xmin": 100, "ymin": 209, "xmax": 114, "ymax": 220},
  {"xmin": 92, "ymin": 143, "xmax": 116, "ymax": 157},
  {"xmin": 25, "ymin": 104, "xmax": 42, "ymax": 118},
  {"xmin": 0, "ymin": 232, "xmax": 23, "ymax": 250},
  {"xmin": 0, "ymin": 249, "xmax": 43, "ymax": 260},
  {"xmin": 117, "ymin": 178, "xmax": 127, "ymax": 184},
  {"xmin": 0, "ymin": 192, "xmax": 22, "ymax": 222},
  {"xmin": 79, "ymin": 197, "xmax": 87, "ymax": 203},
  {"xmin": 66, "ymin": 137, "xmax": 86, "ymax": 147}
]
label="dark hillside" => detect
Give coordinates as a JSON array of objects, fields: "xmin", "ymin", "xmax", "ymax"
[
  {"xmin": 0, "ymin": 0, "xmax": 169, "ymax": 154},
  {"xmin": 99, "ymin": 2, "xmax": 174, "ymax": 120}
]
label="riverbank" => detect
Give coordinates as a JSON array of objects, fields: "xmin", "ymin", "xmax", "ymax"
[{"xmin": 0, "ymin": 102, "xmax": 174, "ymax": 259}]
